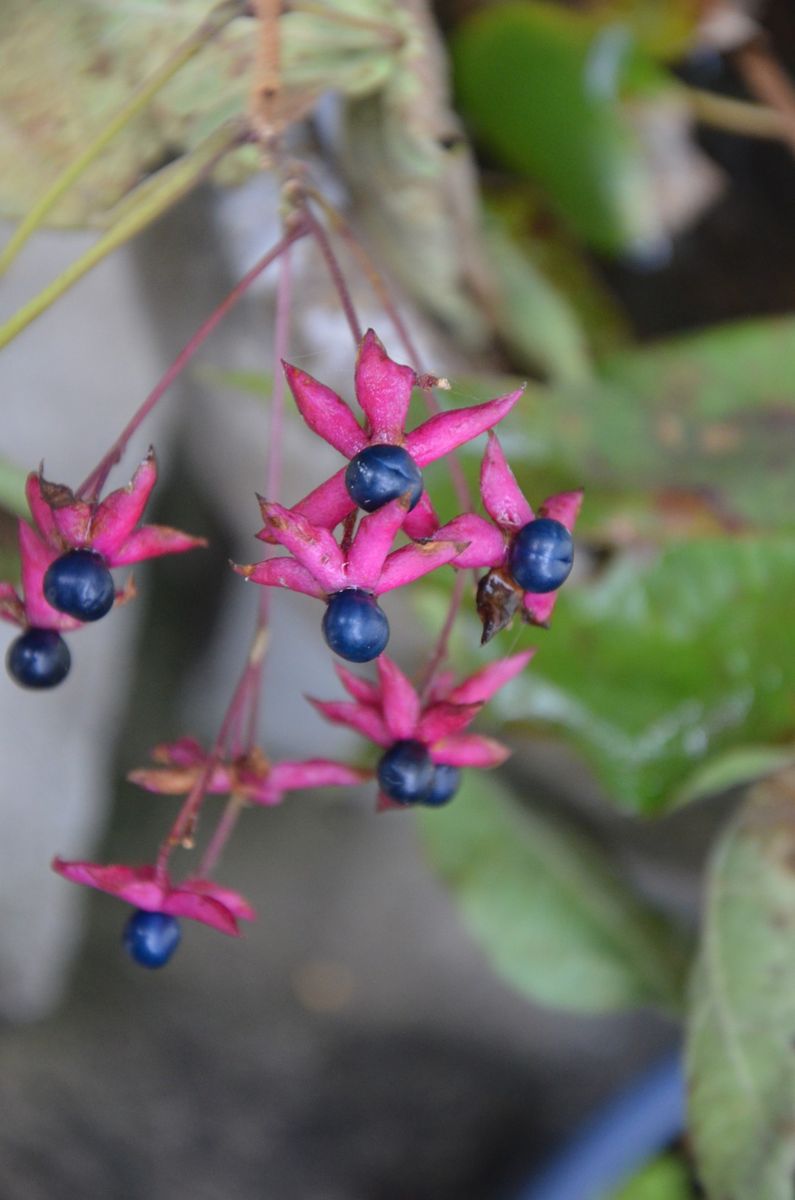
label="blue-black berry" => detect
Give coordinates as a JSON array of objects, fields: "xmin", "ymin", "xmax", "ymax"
[
  {"xmin": 423, "ymin": 764, "xmax": 461, "ymax": 807},
  {"xmin": 377, "ymin": 739, "xmax": 435, "ymax": 804},
  {"xmin": 6, "ymin": 628, "xmax": 71, "ymax": 689},
  {"xmin": 43, "ymin": 549, "xmax": 115, "ymax": 622},
  {"xmin": 123, "ymin": 909, "xmax": 181, "ymax": 969},
  {"xmin": 509, "ymin": 518, "xmax": 573, "ymax": 594},
  {"xmin": 345, "ymin": 444, "xmax": 423, "ymax": 513},
  {"xmin": 322, "ymin": 590, "xmax": 390, "ymax": 662}
]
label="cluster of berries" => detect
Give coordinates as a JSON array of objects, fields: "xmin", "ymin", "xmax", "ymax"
[{"xmin": 4, "ymin": 331, "xmax": 581, "ymax": 969}]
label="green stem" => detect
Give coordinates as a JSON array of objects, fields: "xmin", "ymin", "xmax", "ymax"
[
  {"xmin": 0, "ymin": 0, "xmax": 247, "ymax": 276},
  {"xmin": 0, "ymin": 120, "xmax": 246, "ymax": 353}
]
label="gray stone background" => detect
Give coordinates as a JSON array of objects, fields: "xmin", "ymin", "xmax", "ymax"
[{"xmin": 0, "ymin": 179, "xmax": 715, "ymax": 1199}]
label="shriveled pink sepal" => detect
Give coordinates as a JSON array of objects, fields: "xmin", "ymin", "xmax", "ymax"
[
  {"xmin": 446, "ymin": 650, "xmax": 534, "ymax": 705},
  {"xmin": 404, "ymin": 388, "xmax": 523, "ymax": 467},
  {"xmin": 283, "ymin": 361, "xmax": 367, "ymax": 458},
  {"xmin": 377, "ymin": 655, "xmax": 421, "ymax": 740},
  {"xmin": 25, "ymin": 473, "xmax": 58, "ymax": 546},
  {"xmin": 539, "ymin": 489, "xmax": 584, "ymax": 532},
  {"xmin": 430, "ymin": 733, "xmax": 511, "ymax": 768},
  {"xmin": 257, "ymin": 500, "xmax": 344, "ymax": 593},
  {"xmin": 89, "ymin": 450, "xmax": 158, "ymax": 556},
  {"xmin": 51, "ymin": 859, "xmax": 253, "ymax": 936},
  {"xmin": 0, "ymin": 583, "xmax": 25, "ymax": 627},
  {"xmin": 481, "ymin": 432, "xmax": 534, "ymax": 531},
  {"xmin": 354, "ymin": 329, "xmax": 416, "ymax": 441}
]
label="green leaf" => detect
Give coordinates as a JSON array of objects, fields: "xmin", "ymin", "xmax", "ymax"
[
  {"xmin": 493, "ymin": 537, "xmax": 795, "ymax": 814},
  {"xmin": 0, "ymin": 458, "xmax": 28, "ymax": 518},
  {"xmin": 609, "ymin": 1154, "xmax": 693, "ymax": 1200},
  {"xmin": 452, "ymin": 2, "xmax": 668, "ymax": 254},
  {"xmin": 686, "ymin": 771, "xmax": 795, "ymax": 1200},
  {"xmin": 418, "ymin": 771, "xmax": 688, "ymax": 1013}
]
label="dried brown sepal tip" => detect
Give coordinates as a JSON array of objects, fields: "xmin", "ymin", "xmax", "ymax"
[{"xmin": 476, "ymin": 567, "xmax": 522, "ymax": 645}]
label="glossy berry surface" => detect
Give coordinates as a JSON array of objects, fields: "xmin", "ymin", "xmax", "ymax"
[
  {"xmin": 6, "ymin": 628, "xmax": 71, "ymax": 689},
  {"xmin": 423, "ymin": 764, "xmax": 461, "ymax": 807},
  {"xmin": 509, "ymin": 518, "xmax": 574, "ymax": 594},
  {"xmin": 322, "ymin": 590, "xmax": 390, "ymax": 662},
  {"xmin": 123, "ymin": 909, "xmax": 181, "ymax": 969},
  {"xmin": 43, "ymin": 550, "xmax": 115, "ymax": 621},
  {"xmin": 345, "ymin": 444, "xmax": 423, "ymax": 513},
  {"xmin": 377, "ymin": 739, "xmax": 435, "ymax": 803}
]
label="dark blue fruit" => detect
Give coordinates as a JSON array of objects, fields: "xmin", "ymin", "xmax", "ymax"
[
  {"xmin": 322, "ymin": 590, "xmax": 390, "ymax": 662},
  {"xmin": 123, "ymin": 910, "xmax": 181, "ymax": 969},
  {"xmin": 509, "ymin": 518, "xmax": 573, "ymax": 594},
  {"xmin": 43, "ymin": 549, "xmax": 115, "ymax": 621},
  {"xmin": 345, "ymin": 444, "xmax": 423, "ymax": 513},
  {"xmin": 423, "ymin": 764, "xmax": 461, "ymax": 807},
  {"xmin": 377, "ymin": 739, "xmax": 435, "ymax": 804},
  {"xmin": 6, "ymin": 628, "xmax": 71, "ymax": 689}
]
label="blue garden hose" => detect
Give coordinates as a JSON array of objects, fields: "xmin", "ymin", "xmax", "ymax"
[{"xmin": 512, "ymin": 1052, "xmax": 685, "ymax": 1200}]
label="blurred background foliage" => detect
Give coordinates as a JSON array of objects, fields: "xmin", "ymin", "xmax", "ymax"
[{"xmin": 3, "ymin": 0, "xmax": 795, "ymax": 1196}]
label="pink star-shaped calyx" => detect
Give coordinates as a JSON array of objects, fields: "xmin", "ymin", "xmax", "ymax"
[
  {"xmin": 432, "ymin": 433, "xmax": 583, "ymax": 639},
  {"xmin": 310, "ymin": 650, "xmax": 533, "ymax": 810},
  {"xmin": 27, "ymin": 448, "xmax": 206, "ymax": 567},
  {"xmin": 128, "ymin": 736, "xmax": 370, "ymax": 806},
  {"xmin": 278, "ymin": 329, "xmax": 522, "ymax": 538},
  {"xmin": 236, "ymin": 494, "xmax": 468, "ymax": 600},
  {"xmin": 0, "ymin": 518, "xmax": 136, "ymax": 633},
  {"xmin": 51, "ymin": 858, "xmax": 255, "ymax": 935}
]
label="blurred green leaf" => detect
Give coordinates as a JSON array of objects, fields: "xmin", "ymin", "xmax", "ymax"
[
  {"xmin": 494, "ymin": 537, "xmax": 795, "ymax": 814},
  {"xmin": 609, "ymin": 1153, "xmax": 693, "ymax": 1200},
  {"xmin": 686, "ymin": 771, "xmax": 795, "ymax": 1200},
  {"xmin": 452, "ymin": 2, "xmax": 669, "ymax": 254},
  {"xmin": 197, "ymin": 365, "xmax": 273, "ymax": 399},
  {"xmin": 0, "ymin": 458, "xmax": 28, "ymax": 518},
  {"xmin": 418, "ymin": 771, "xmax": 688, "ymax": 1013}
]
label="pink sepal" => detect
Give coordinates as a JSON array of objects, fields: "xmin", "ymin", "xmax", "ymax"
[
  {"xmin": 376, "ymin": 791, "xmax": 404, "ymax": 813},
  {"xmin": 107, "ymin": 525, "xmax": 206, "ymax": 566},
  {"xmin": 430, "ymin": 734, "xmax": 511, "ymax": 768},
  {"xmin": 89, "ymin": 450, "xmax": 158, "ymax": 556},
  {"xmin": 354, "ymin": 329, "xmax": 416, "ymax": 441},
  {"xmin": 307, "ymin": 697, "xmax": 391, "ymax": 746},
  {"xmin": 18, "ymin": 521, "xmax": 81, "ymax": 631},
  {"xmin": 257, "ymin": 500, "xmax": 343, "ymax": 592},
  {"xmin": 377, "ymin": 656, "xmax": 421, "ymax": 740},
  {"xmin": 335, "ymin": 662, "xmax": 380, "ymax": 706},
  {"xmin": 235, "ymin": 558, "xmax": 327, "ymax": 599},
  {"xmin": 51, "ymin": 500, "xmax": 92, "ymax": 547},
  {"xmin": 539, "ymin": 489, "xmax": 584, "ymax": 532},
  {"xmin": 446, "ymin": 650, "xmax": 534, "ymax": 705},
  {"xmin": 290, "ymin": 470, "xmax": 353, "ymax": 532},
  {"xmin": 403, "ymin": 491, "xmax": 439, "ymax": 539},
  {"xmin": 522, "ymin": 589, "xmax": 559, "ymax": 627},
  {"xmin": 283, "ymin": 361, "xmax": 367, "ymax": 457},
  {"xmin": 435, "ymin": 513, "xmax": 506, "ymax": 570},
  {"xmin": 417, "ymin": 701, "xmax": 482, "ymax": 745},
  {"xmin": 375, "ymin": 538, "xmax": 466, "ymax": 595},
  {"xmin": 266, "ymin": 759, "xmax": 370, "ymax": 798},
  {"xmin": 25, "ymin": 473, "xmax": 59, "ymax": 546},
  {"xmin": 51, "ymin": 859, "xmax": 252, "ymax": 936},
  {"xmin": 127, "ymin": 763, "xmax": 233, "ymax": 796},
  {"xmin": 481, "ymin": 432, "xmax": 534, "ymax": 531},
  {"xmin": 404, "ymin": 388, "xmax": 523, "ymax": 467},
  {"xmin": 151, "ymin": 736, "xmax": 206, "ymax": 767},
  {"xmin": 347, "ymin": 496, "xmax": 411, "ymax": 588}
]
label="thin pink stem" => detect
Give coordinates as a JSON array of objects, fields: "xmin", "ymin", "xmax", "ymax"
[
  {"xmin": 77, "ymin": 220, "xmax": 308, "ymax": 501},
  {"xmin": 198, "ymin": 793, "xmax": 245, "ymax": 878},
  {"xmin": 418, "ymin": 568, "xmax": 468, "ymax": 702},
  {"xmin": 301, "ymin": 205, "xmax": 363, "ymax": 346}
]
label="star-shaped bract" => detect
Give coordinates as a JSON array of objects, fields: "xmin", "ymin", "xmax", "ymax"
[
  {"xmin": 52, "ymin": 858, "xmax": 255, "ymax": 936},
  {"xmin": 434, "ymin": 433, "xmax": 583, "ymax": 634},
  {"xmin": 27, "ymin": 448, "xmax": 205, "ymax": 567},
  {"xmin": 237, "ymin": 494, "xmax": 467, "ymax": 600},
  {"xmin": 281, "ymin": 330, "xmax": 522, "ymax": 538},
  {"xmin": 128, "ymin": 736, "xmax": 369, "ymax": 806},
  {"xmin": 310, "ymin": 651, "xmax": 533, "ymax": 810}
]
